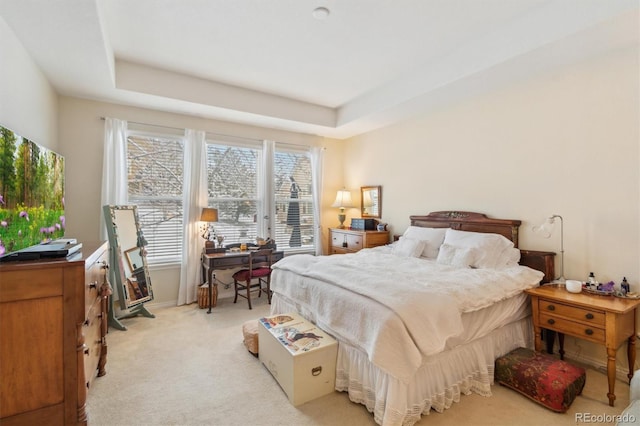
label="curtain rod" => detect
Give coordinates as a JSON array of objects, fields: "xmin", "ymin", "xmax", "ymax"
[{"xmin": 100, "ymin": 116, "xmax": 312, "ymax": 148}]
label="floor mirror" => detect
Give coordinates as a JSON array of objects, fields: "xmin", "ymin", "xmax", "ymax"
[{"xmin": 103, "ymin": 205, "xmax": 155, "ymax": 330}]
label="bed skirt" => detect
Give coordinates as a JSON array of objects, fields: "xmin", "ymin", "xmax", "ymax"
[{"xmin": 271, "ymin": 294, "xmax": 534, "ymax": 426}]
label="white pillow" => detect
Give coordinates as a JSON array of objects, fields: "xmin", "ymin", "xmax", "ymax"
[
  {"xmin": 391, "ymin": 237, "xmax": 426, "ymax": 258},
  {"xmin": 442, "ymin": 229, "xmax": 514, "ymax": 269},
  {"xmin": 402, "ymin": 226, "xmax": 447, "ymax": 259},
  {"xmin": 436, "ymin": 243, "xmax": 477, "ymax": 268},
  {"xmin": 499, "ymin": 247, "xmax": 521, "ymax": 268}
]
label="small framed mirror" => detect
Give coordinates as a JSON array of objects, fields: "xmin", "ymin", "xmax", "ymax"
[{"xmin": 361, "ymin": 186, "xmax": 381, "ymax": 218}]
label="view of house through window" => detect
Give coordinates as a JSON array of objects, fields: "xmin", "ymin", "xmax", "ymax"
[{"xmin": 127, "ymin": 132, "xmax": 316, "ymax": 265}]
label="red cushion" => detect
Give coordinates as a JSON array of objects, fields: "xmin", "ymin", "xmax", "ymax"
[
  {"xmin": 495, "ymin": 347, "xmax": 586, "ymax": 412},
  {"xmin": 233, "ymin": 267, "xmax": 271, "ymax": 281}
]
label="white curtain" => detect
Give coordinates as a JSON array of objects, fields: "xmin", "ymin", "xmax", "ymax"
[
  {"xmin": 177, "ymin": 129, "xmax": 208, "ymax": 306},
  {"xmin": 261, "ymin": 140, "xmax": 275, "ymax": 240},
  {"xmin": 310, "ymin": 147, "xmax": 324, "ymax": 255},
  {"xmin": 100, "ymin": 117, "xmax": 128, "ymax": 240}
]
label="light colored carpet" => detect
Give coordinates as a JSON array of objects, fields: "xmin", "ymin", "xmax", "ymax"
[{"xmin": 87, "ymin": 296, "xmax": 630, "ymax": 426}]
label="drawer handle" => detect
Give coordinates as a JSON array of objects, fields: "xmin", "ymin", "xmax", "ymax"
[
  {"xmin": 585, "ymin": 313, "xmax": 594, "ymax": 320},
  {"xmin": 585, "ymin": 329, "xmax": 594, "ymax": 336},
  {"xmin": 312, "ymin": 366, "xmax": 322, "ymax": 376},
  {"xmin": 547, "ymin": 319, "xmax": 555, "ymax": 325},
  {"xmin": 89, "ymin": 281, "xmax": 98, "ymax": 289},
  {"xmin": 546, "ymin": 304, "xmax": 555, "ymax": 311}
]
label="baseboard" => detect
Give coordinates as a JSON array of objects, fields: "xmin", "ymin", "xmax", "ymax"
[
  {"xmin": 146, "ymin": 300, "xmax": 179, "ymax": 309},
  {"xmin": 561, "ymin": 347, "xmax": 635, "ymax": 382}
]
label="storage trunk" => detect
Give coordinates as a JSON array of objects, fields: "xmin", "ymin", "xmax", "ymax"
[{"xmin": 258, "ymin": 313, "xmax": 337, "ymax": 406}]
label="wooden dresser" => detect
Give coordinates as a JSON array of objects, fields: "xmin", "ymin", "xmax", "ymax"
[
  {"xmin": 329, "ymin": 228, "xmax": 389, "ymax": 254},
  {"xmin": 0, "ymin": 241, "xmax": 109, "ymax": 425}
]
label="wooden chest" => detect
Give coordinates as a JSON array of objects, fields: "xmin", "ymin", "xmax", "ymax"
[{"xmin": 258, "ymin": 313, "xmax": 337, "ymax": 406}]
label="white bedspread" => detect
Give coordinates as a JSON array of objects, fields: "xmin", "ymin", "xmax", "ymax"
[{"xmin": 270, "ymin": 248, "xmax": 543, "ymax": 383}]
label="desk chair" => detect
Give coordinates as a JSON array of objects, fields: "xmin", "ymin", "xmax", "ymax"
[{"xmin": 232, "ymin": 248, "xmax": 274, "ymax": 309}]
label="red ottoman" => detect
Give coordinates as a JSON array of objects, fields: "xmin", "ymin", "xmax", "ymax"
[{"xmin": 494, "ymin": 347, "xmax": 586, "ymax": 412}]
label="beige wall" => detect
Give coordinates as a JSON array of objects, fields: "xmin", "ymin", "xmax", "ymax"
[{"xmin": 343, "ymin": 46, "xmax": 640, "ymax": 373}]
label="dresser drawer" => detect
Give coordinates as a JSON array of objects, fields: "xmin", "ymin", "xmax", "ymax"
[
  {"xmin": 538, "ymin": 298, "xmax": 605, "ymax": 326},
  {"xmin": 83, "ymin": 299, "xmax": 103, "ymax": 389},
  {"xmin": 539, "ymin": 312, "xmax": 605, "ymax": 343},
  {"xmin": 84, "ymin": 255, "xmax": 107, "ymax": 318}
]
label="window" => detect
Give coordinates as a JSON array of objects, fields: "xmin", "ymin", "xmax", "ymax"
[
  {"xmin": 205, "ymin": 142, "xmax": 260, "ymax": 246},
  {"xmin": 273, "ymin": 149, "xmax": 314, "ymax": 250},
  {"xmin": 126, "ymin": 132, "xmax": 317, "ymax": 266},
  {"xmin": 127, "ymin": 133, "xmax": 184, "ymax": 264},
  {"xmin": 205, "ymin": 140, "xmax": 315, "ymax": 252}
]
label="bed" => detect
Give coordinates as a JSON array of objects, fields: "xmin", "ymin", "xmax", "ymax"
[{"xmin": 269, "ymin": 211, "xmax": 555, "ymax": 426}]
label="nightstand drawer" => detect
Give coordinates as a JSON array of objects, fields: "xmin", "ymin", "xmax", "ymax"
[
  {"xmin": 539, "ymin": 312, "xmax": 605, "ymax": 343},
  {"xmin": 538, "ymin": 298, "xmax": 605, "ymax": 326},
  {"xmin": 331, "ymin": 233, "xmax": 363, "ymax": 250}
]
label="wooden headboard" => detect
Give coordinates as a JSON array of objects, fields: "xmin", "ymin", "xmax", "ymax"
[
  {"xmin": 408, "ymin": 211, "xmax": 555, "ymax": 283},
  {"xmin": 410, "ymin": 211, "xmax": 521, "ymax": 246}
]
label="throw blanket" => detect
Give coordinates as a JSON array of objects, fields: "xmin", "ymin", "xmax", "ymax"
[{"xmin": 271, "ymin": 248, "xmax": 543, "ymax": 383}]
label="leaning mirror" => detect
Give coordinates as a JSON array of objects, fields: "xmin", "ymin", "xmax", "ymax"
[
  {"xmin": 103, "ymin": 205, "xmax": 154, "ymax": 311},
  {"xmin": 361, "ymin": 186, "xmax": 382, "ymax": 218}
]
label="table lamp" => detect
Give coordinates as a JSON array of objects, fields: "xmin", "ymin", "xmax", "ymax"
[
  {"xmin": 532, "ymin": 214, "xmax": 565, "ymax": 283},
  {"xmin": 331, "ymin": 189, "xmax": 353, "ymax": 229},
  {"xmin": 200, "ymin": 207, "xmax": 219, "ymax": 248}
]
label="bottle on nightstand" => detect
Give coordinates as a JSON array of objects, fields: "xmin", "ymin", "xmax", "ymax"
[{"xmin": 621, "ymin": 277, "xmax": 630, "ymax": 295}]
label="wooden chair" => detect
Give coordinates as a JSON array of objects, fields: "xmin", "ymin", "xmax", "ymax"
[{"xmin": 232, "ymin": 248, "xmax": 274, "ymax": 310}]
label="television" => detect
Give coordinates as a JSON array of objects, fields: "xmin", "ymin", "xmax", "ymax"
[{"xmin": 0, "ymin": 124, "xmax": 66, "ymax": 258}]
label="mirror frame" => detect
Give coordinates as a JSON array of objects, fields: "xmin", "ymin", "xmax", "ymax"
[
  {"xmin": 361, "ymin": 185, "xmax": 382, "ymax": 219},
  {"xmin": 103, "ymin": 205, "xmax": 154, "ymax": 309}
]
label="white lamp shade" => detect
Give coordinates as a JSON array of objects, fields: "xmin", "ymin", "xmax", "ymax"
[{"xmin": 332, "ymin": 190, "xmax": 354, "ymax": 208}]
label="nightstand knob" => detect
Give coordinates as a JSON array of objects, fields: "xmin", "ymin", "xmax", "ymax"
[
  {"xmin": 585, "ymin": 313, "xmax": 594, "ymax": 320},
  {"xmin": 585, "ymin": 329, "xmax": 594, "ymax": 336},
  {"xmin": 546, "ymin": 304, "xmax": 555, "ymax": 311},
  {"xmin": 547, "ymin": 319, "xmax": 555, "ymax": 325}
]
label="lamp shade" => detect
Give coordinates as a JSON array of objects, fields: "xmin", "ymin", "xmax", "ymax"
[
  {"xmin": 532, "ymin": 214, "xmax": 564, "ymax": 282},
  {"xmin": 331, "ymin": 190, "xmax": 354, "ymax": 208},
  {"xmin": 200, "ymin": 207, "xmax": 218, "ymax": 222}
]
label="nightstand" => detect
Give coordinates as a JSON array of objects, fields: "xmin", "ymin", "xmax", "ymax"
[
  {"xmin": 525, "ymin": 285, "xmax": 640, "ymax": 406},
  {"xmin": 329, "ymin": 228, "xmax": 389, "ymax": 254}
]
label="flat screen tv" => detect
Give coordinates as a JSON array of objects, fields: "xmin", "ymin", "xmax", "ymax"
[{"xmin": 0, "ymin": 124, "xmax": 66, "ymax": 257}]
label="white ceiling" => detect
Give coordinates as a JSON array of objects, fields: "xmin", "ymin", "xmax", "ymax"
[{"xmin": 1, "ymin": 0, "xmax": 638, "ymax": 139}]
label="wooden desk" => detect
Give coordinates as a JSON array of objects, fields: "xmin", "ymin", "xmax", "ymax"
[
  {"xmin": 201, "ymin": 250, "xmax": 284, "ymax": 313},
  {"xmin": 525, "ymin": 285, "xmax": 640, "ymax": 406}
]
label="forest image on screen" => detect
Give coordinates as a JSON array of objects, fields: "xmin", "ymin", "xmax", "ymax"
[{"xmin": 0, "ymin": 125, "xmax": 65, "ymax": 256}]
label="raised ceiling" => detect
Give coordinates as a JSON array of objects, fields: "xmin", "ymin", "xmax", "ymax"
[{"xmin": 1, "ymin": 0, "xmax": 638, "ymax": 139}]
